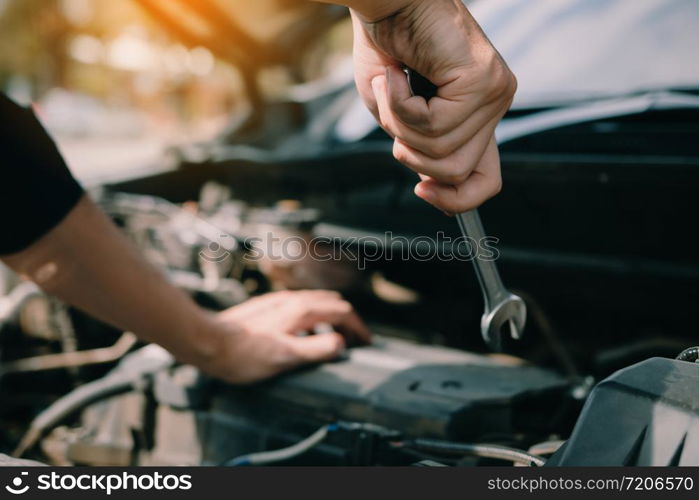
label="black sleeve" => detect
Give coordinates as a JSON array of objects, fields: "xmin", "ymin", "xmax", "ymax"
[{"xmin": 0, "ymin": 93, "xmax": 84, "ymax": 255}]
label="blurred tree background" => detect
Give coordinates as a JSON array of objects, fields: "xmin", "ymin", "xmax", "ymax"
[
  {"xmin": 0, "ymin": 0, "xmax": 351, "ymax": 178},
  {"xmin": 0, "ymin": 0, "xmax": 70, "ymax": 94}
]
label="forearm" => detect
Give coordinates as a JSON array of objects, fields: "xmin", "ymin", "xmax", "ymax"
[{"xmin": 1, "ymin": 195, "xmax": 222, "ymax": 367}]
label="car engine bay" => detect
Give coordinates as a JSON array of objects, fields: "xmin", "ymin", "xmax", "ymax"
[
  {"xmin": 2, "ymin": 0, "xmax": 699, "ymax": 468},
  {"xmin": 2, "ymin": 168, "xmax": 699, "ymax": 466}
]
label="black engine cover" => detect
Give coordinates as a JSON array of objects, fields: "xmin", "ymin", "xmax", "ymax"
[
  {"xmin": 143, "ymin": 337, "xmax": 570, "ymax": 465},
  {"xmin": 548, "ymin": 357, "xmax": 699, "ymax": 466},
  {"xmin": 217, "ymin": 337, "xmax": 568, "ymax": 440},
  {"xmin": 70, "ymin": 337, "xmax": 570, "ymax": 465}
]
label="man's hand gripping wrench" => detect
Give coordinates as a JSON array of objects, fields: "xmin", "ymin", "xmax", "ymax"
[{"xmin": 406, "ymin": 69, "xmax": 526, "ymax": 351}]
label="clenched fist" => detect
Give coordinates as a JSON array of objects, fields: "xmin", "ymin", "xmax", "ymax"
[{"xmin": 350, "ymin": 0, "xmax": 516, "ymax": 213}]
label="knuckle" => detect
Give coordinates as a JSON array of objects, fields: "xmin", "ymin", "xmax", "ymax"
[
  {"xmin": 279, "ymin": 343, "xmax": 302, "ymax": 365},
  {"xmin": 379, "ymin": 118, "xmax": 390, "ymax": 133},
  {"xmin": 484, "ymin": 174, "xmax": 503, "ymax": 200},
  {"xmin": 491, "ymin": 177, "xmax": 503, "ymax": 196},
  {"xmin": 336, "ymin": 300, "xmax": 352, "ymax": 315},
  {"xmin": 509, "ymin": 72, "xmax": 518, "ymax": 97},
  {"xmin": 392, "ymin": 142, "xmax": 412, "ymax": 165},
  {"xmin": 330, "ymin": 335, "xmax": 345, "ymax": 352},
  {"xmin": 393, "ymin": 149, "xmax": 408, "ymax": 165},
  {"xmin": 483, "ymin": 57, "xmax": 516, "ymax": 101}
]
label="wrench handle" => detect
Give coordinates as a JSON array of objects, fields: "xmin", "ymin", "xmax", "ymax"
[
  {"xmin": 403, "ymin": 68, "xmax": 507, "ymax": 309},
  {"xmin": 457, "ymin": 210, "xmax": 506, "ymax": 310}
]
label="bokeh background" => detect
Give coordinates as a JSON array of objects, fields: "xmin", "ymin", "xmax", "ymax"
[
  {"xmin": 4, "ymin": 0, "xmax": 698, "ymax": 182},
  {"xmin": 0, "ymin": 0, "xmax": 352, "ymax": 180}
]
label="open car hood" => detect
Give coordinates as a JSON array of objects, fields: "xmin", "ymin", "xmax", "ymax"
[{"xmin": 471, "ymin": 0, "xmax": 699, "ymax": 109}]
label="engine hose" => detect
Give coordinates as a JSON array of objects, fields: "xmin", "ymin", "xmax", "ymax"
[
  {"xmin": 676, "ymin": 347, "xmax": 699, "ymax": 363},
  {"xmin": 13, "ymin": 345, "xmax": 174, "ymax": 458},
  {"xmin": 399, "ymin": 438, "xmax": 546, "ymax": 467},
  {"xmin": 223, "ymin": 424, "xmax": 338, "ymax": 466},
  {"xmin": 0, "ymin": 332, "xmax": 138, "ymax": 379},
  {"xmin": 13, "ymin": 374, "xmax": 139, "ymax": 458}
]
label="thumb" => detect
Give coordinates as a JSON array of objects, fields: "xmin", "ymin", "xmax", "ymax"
[{"xmin": 288, "ymin": 333, "xmax": 346, "ymax": 364}]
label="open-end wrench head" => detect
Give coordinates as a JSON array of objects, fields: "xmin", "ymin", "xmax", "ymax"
[{"xmin": 480, "ymin": 293, "xmax": 527, "ymax": 352}]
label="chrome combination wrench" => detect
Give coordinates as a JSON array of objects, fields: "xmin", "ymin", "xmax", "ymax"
[{"xmin": 406, "ymin": 69, "xmax": 526, "ymax": 351}]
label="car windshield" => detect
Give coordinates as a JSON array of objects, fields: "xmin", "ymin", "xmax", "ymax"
[{"xmin": 471, "ymin": 0, "xmax": 699, "ymax": 108}]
